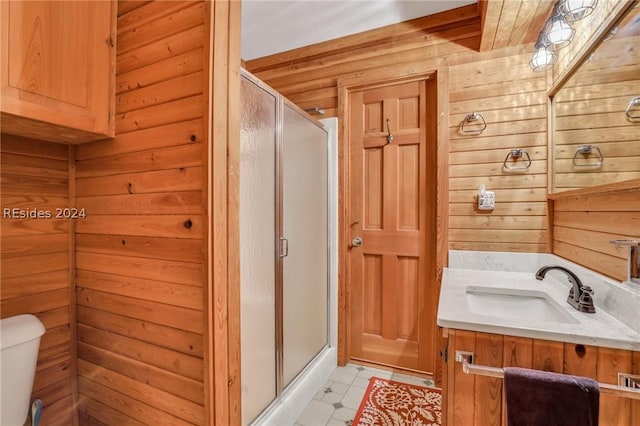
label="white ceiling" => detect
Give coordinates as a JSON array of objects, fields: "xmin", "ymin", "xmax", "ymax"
[{"xmin": 241, "ymin": 0, "xmax": 477, "ymax": 61}]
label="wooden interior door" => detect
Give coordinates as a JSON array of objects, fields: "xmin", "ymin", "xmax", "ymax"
[{"xmin": 348, "ymin": 79, "xmax": 436, "ymax": 373}]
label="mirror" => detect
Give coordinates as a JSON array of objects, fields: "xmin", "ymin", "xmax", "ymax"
[{"xmin": 551, "ymin": 4, "xmax": 640, "ymax": 193}]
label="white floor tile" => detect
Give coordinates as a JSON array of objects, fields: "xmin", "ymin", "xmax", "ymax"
[
  {"xmin": 329, "ymin": 381, "xmax": 349, "ymax": 395},
  {"xmin": 340, "ymin": 385, "xmax": 367, "ymax": 410},
  {"xmin": 328, "ymin": 365, "xmax": 358, "ymax": 385},
  {"xmin": 321, "ymin": 391, "xmax": 343, "ymax": 404},
  {"xmin": 332, "ymin": 407, "xmax": 357, "ymax": 422},
  {"xmin": 297, "ymin": 400, "xmax": 335, "ymax": 426},
  {"xmin": 326, "ymin": 420, "xmax": 346, "ymax": 426},
  {"xmin": 350, "ymin": 377, "xmax": 370, "ymax": 388}
]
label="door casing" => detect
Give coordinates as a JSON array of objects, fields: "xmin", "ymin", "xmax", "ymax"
[{"xmin": 336, "ymin": 59, "xmax": 450, "ymax": 383}]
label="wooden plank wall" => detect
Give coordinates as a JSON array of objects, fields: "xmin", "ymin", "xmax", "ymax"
[
  {"xmin": 552, "ymin": 0, "xmax": 628, "ymax": 83},
  {"xmin": 0, "ymin": 134, "xmax": 77, "ymax": 425},
  {"xmin": 447, "ymin": 49, "xmax": 549, "ymax": 253},
  {"xmin": 553, "ymin": 34, "xmax": 640, "ymax": 192},
  {"xmin": 552, "ymin": 184, "xmax": 640, "ymax": 282},
  {"xmin": 478, "ymin": 0, "xmax": 553, "ymax": 51},
  {"xmin": 247, "ymin": 5, "xmax": 550, "ymax": 254},
  {"xmin": 549, "ymin": 1, "xmax": 640, "ymax": 283},
  {"xmin": 246, "ymin": 4, "xmax": 482, "ymax": 118},
  {"xmin": 74, "ymin": 1, "xmax": 209, "ymax": 424}
]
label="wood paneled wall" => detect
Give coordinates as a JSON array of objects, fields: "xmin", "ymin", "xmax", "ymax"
[
  {"xmin": 551, "ymin": 182, "xmax": 640, "ymax": 282},
  {"xmin": 446, "ymin": 328, "xmax": 640, "ymax": 426},
  {"xmin": 552, "ymin": 0, "xmax": 631, "ymax": 83},
  {"xmin": 553, "ymin": 34, "xmax": 640, "ymax": 192},
  {"xmin": 448, "ymin": 49, "xmax": 548, "ymax": 253},
  {"xmin": 247, "ymin": 5, "xmax": 550, "ymax": 254},
  {"xmin": 479, "ymin": 0, "xmax": 553, "ymax": 51},
  {"xmin": 247, "ymin": 4, "xmax": 481, "ymax": 118},
  {"xmin": 0, "ymin": 134, "xmax": 77, "ymax": 425},
  {"xmin": 74, "ymin": 1, "xmax": 209, "ymax": 424}
]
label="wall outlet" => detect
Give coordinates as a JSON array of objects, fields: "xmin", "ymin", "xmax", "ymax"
[{"xmin": 478, "ymin": 185, "xmax": 495, "ymax": 211}]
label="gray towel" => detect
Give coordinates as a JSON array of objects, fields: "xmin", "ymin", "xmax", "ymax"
[{"xmin": 504, "ymin": 367, "xmax": 599, "ymax": 426}]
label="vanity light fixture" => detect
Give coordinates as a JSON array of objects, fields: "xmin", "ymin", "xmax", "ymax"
[
  {"xmin": 558, "ymin": 0, "xmax": 598, "ymax": 22},
  {"xmin": 529, "ymin": 0, "xmax": 597, "ymax": 71},
  {"xmin": 541, "ymin": 10, "xmax": 576, "ymax": 50},
  {"xmin": 530, "ymin": 40, "xmax": 558, "ymax": 71}
]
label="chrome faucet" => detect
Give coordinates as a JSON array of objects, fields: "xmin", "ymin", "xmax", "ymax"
[{"xmin": 535, "ymin": 265, "xmax": 596, "ymax": 313}]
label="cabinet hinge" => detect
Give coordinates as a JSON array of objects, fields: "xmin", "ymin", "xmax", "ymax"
[{"xmin": 440, "ymin": 347, "xmax": 448, "ymax": 362}]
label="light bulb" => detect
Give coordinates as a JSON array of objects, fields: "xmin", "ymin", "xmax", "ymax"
[
  {"xmin": 529, "ymin": 45, "xmax": 557, "ymax": 71},
  {"xmin": 559, "ymin": 0, "xmax": 598, "ymax": 22},
  {"xmin": 542, "ymin": 14, "xmax": 575, "ymax": 50}
]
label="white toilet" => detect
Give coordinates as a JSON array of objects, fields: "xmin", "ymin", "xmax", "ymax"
[{"xmin": 1, "ymin": 314, "xmax": 46, "ymax": 426}]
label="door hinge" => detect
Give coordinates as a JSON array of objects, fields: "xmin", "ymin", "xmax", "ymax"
[{"xmin": 440, "ymin": 347, "xmax": 448, "ymax": 362}]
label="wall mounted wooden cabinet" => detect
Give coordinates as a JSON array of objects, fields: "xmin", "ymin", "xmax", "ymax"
[
  {"xmin": 444, "ymin": 328, "xmax": 640, "ymax": 426},
  {"xmin": 1, "ymin": 1, "xmax": 116, "ymax": 144}
]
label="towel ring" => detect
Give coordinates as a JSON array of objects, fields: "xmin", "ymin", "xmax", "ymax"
[
  {"xmin": 625, "ymin": 96, "xmax": 640, "ymax": 120},
  {"xmin": 572, "ymin": 145, "xmax": 603, "ymax": 167},
  {"xmin": 461, "ymin": 112, "xmax": 487, "ymax": 134},
  {"xmin": 503, "ymin": 148, "xmax": 532, "ymax": 170}
]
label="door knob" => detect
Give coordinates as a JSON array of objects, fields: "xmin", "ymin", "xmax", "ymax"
[{"xmin": 351, "ymin": 237, "xmax": 363, "ymax": 247}]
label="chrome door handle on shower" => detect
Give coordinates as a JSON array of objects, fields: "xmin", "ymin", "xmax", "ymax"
[{"xmin": 351, "ymin": 237, "xmax": 363, "ymax": 247}]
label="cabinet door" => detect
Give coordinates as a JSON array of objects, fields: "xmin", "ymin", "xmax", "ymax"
[{"xmin": 1, "ymin": 1, "xmax": 115, "ymax": 143}]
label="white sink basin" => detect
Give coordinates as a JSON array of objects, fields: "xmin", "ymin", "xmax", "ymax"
[{"xmin": 465, "ymin": 286, "xmax": 579, "ymax": 324}]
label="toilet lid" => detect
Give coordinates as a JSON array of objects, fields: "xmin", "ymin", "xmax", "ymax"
[{"xmin": 0, "ymin": 314, "xmax": 45, "ymax": 350}]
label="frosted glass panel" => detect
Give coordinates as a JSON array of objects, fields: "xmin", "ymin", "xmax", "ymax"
[
  {"xmin": 240, "ymin": 77, "xmax": 277, "ymax": 425},
  {"xmin": 282, "ymin": 103, "xmax": 328, "ymax": 387}
]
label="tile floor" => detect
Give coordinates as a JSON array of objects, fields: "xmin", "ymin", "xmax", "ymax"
[{"xmin": 294, "ymin": 363, "xmax": 437, "ymax": 426}]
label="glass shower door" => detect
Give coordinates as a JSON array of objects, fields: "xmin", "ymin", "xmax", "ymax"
[
  {"xmin": 240, "ymin": 71, "xmax": 329, "ymax": 424},
  {"xmin": 240, "ymin": 76, "xmax": 277, "ymax": 425},
  {"xmin": 282, "ymin": 102, "xmax": 329, "ymax": 388}
]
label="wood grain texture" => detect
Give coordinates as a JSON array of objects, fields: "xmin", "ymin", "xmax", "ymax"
[
  {"xmin": 74, "ymin": 1, "xmax": 223, "ymax": 424},
  {"xmin": 552, "ymin": 183, "xmax": 640, "ymax": 282},
  {"xmin": 1, "ymin": 1, "xmax": 116, "ymax": 142},
  {"xmin": 348, "ymin": 80, "xmax": 434, "ymax": 372},
  {"xmin": 447, "ymin": 329, "xmax": 640, "ymax": 426},
  {"xmin": 249, "ymin": 10, "xmax": 550, "ymax": 255},
  {"xmin": 553, "ymin": 24, "xmax": 640, "ymax": 193},
  {"xmin": 0, "ymin": 134, "xmax": 76, "ymax": 424},
  {"xmin": 206, "ymin": 0, "xmax": 242, "ymax": 423},
  {"xmin": 479, "ymin": 0, "xmax": 554, "ymax": 51}
]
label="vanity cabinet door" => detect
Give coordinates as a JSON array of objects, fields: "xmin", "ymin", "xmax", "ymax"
[
  {"xmin": 445, "ymin": 329, "xmax": 640, "ymax": 426},
  {"xmin": 1, "ymin": 1, "xmax": 116, "ymax": 143}
]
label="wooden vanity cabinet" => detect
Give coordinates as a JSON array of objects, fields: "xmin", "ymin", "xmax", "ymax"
[
  {"xmin": 443, "ymin": 328, "xmax": 640, "ymax": 426},
  {"xmin": 1, "ymin": 1, "xmax": 116, "ymax": 143}
]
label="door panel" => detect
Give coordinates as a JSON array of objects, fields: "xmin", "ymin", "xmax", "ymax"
[{"xmin": 349, "ymin": 80, "xmax": 435, "ymax": 373}]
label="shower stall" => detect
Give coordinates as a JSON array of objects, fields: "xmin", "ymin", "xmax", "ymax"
[{"xmin": 240, "ymin": 70, "xmax": 333, "ymax": 425}]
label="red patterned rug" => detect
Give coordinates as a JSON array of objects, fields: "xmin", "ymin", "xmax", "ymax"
[{"xmin": 352, "ymin": 377, "xmax": 442, "ymax": 426}]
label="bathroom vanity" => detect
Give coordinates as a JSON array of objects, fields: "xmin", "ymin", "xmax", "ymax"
[{"xmin": 438, "ymin": 266, "xmax": 640, "ymax": 426}]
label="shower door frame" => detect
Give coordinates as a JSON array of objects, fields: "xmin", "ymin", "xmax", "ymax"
[{"xmin": 240, "ymin": 69, "xmax": 331, "ymax": 424}]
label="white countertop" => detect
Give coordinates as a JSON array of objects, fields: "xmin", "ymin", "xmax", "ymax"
[{"xmin": 437, "ymin": 268, "xmax": 640, "ymax": 351}]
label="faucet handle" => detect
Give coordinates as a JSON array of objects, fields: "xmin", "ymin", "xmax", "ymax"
[{"xmin": 577, "ymin": 286, "xmax": 596, "ymax": 313}]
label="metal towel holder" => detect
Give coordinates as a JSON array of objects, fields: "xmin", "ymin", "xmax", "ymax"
[
  {"xmin": 503, "ymin": 148, "xmax": 532, "ymax": 170},
  {"xmin": 625, "ymin": 96, "xmax": 640, "ymax": 120},
  {"xmin": 572, "ymin": 145, "xmax": 603, "ymax": 167},
  {"xmin": 455, "ymin": 351, "xmax": 640, "ymax": 401},
  {"xmin": 461, "ymin": 112, "xmax": 487, "ymax": 134}
]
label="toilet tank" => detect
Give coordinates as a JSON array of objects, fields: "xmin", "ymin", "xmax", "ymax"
[{"xmin": 1, "ymin": 314, "xmax": 46, "ymax": 426}]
